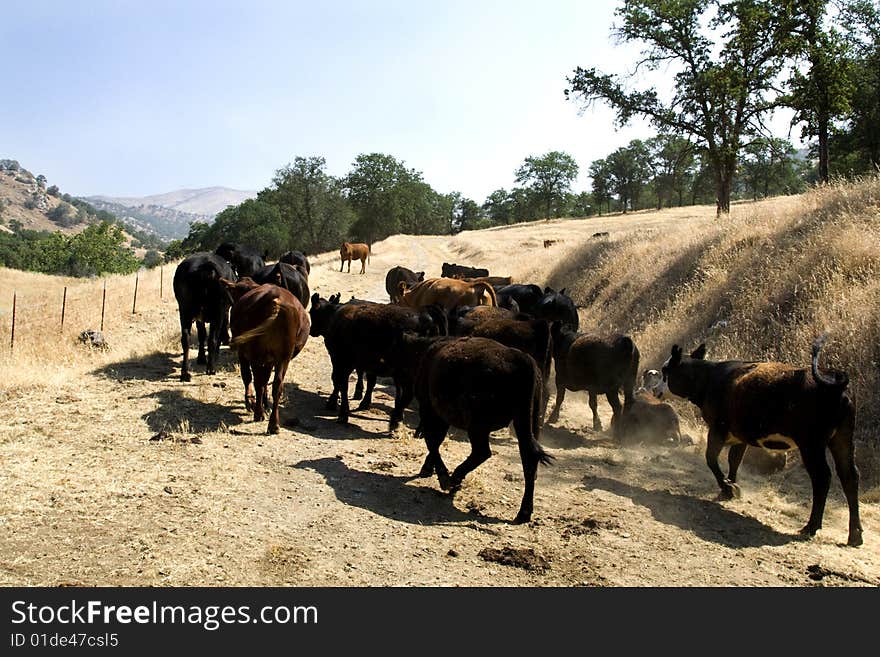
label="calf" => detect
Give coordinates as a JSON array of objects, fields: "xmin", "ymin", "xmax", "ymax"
[
  {"xmin": 215, "ymin": 243, "xmax": 266, "ymax": 278},
  {"xmin": 441, "ymin": 262, "xmax": 489, "ymax": 279},
  {"xmin": 340, "ymin": 241, "xmax": 370, "ymax": 274},
  {"xmin": 222, "ymin": 279, "xmax": 310, "ymax": 434},
  {"xmin": 252, "ymin": 262, "xmax": 310, "ymax": 308},
  {"xmin": 414, "ymin": 336, "xmax": 553, "ymax": 523},
  {"xmin": 656, "ymin": 338, "xmax": 862, "ymax": 546},
  {"xmin": 397, "ymin": 277, "xmax": 497, "ymax": 310},
  {"xmin": 308, "ymin": 294, "xmax": 372, "ymax": 403},
  {"xmin": 385, "ymin": 266, "xmax": 425, "ymax": 302},
  {"xmin": 614, "ymin": 391, "xmax": 682, "ymax": 446},
  {"xmin": 548, "ymin": 322, "xmax": 639, "ymax": 432},
  {"xmin": 309, "ymin": 294, "xmax": 447, "ymax": 424},
  {"xmin": 173, "ymin": 253, "xmax": 236, "ymax": 382},
  {"xmin": 279, "ymin": 250, "xmax": 310, "ymax": 277}
]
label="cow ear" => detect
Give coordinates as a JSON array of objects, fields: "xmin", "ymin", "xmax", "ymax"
[
  {"xmin": 544, "ymin": 287, "xmax": 553, "ymax": 294},
  {"xmin": 560, "ymin": 288, "xmax": 567, "ymax": 296},
  {"xmin": 691, "ymin": 344, "xmax": 707, "ymax": 360},
  {"xmin": 670, "ymin": 345, "xmax": 682, "ymax": 364},
  {"xmin": 219, "ymin": 278, "xmax": 236, "ymax": 290},
  {"xmin": 311, "ymin": 292, "xmax": 320, "ymax": 304},
  {"xmin": 417, "ymin": 272, "xmax": 425, "ymax": 281}
]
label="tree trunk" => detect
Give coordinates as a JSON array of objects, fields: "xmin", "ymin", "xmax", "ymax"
[
  {"xmin": 715, "ymin": 171, "xmax": 732, "ymax": 217},
  {"xmin": 818, "ymin": 113, "xmax": 829, "ymax": 183}
]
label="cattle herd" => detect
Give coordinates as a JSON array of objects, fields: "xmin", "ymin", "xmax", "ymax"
[{"xmin": 172, "ymin": 242, "xmax": 863, "ymax": 547}]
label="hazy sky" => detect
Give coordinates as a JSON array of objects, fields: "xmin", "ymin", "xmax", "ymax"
[{"xmin": 3, "ymin": 1, "xmax": 671, "ymax": 200}]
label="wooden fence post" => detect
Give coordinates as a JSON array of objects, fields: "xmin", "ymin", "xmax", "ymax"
[
  {"xmin": 61, "ymin": 286, "xmax": 67, "ymax": 333},
  {"xmin": 132, "ymin": 271, "xmax": 139, "ymax": 314},
  {"xmin": 10, "ymin": 291, "xmax": 16, "ymax": 350},
  {"xmin": 100, "ymin": 280, "xmax": 107, "ymax": 332}
]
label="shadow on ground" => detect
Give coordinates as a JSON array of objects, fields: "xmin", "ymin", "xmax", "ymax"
[
  {"xmin": 583, "ymin": 475, "xmax": 800, "ymax": 549},
  {"xmin": 141, "ymin": 388, "xmax": 244, "ymax": 434},
  {"xmin": 292, "ymin": 456, "xmax": 502, "ymax": 527}
]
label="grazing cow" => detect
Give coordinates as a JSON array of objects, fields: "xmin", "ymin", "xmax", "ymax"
[
  {"xmin": 543, "ymin": 239, "xmax": 557, "ymax": 248},
  {"xmin": 251, "ymin": 262, "xmax": 310, "ymax": 308},
  {"xmin": 309, "ymin": 294, "xmax": 447, "ymax": 424},
  {"xmin": 340, "ymin": 241, "xmax": 370, "ymax": 274},
  {"xmin": 173, "ymin": 253, "xmax": 236, "ymax": 382},
  {"xmin": 215, "ymin": 243, "xmax": 266, "ymax": 278},
  {"xmin": 397, "ymin": 277, "xmax": 497, "ymax": 310},
  {"xmin": 413, "ymin": 336, "xmax": 553, "ymax": 523},
  {"xmin": 548, "ymin": 322, "xmax": 640, "ymax": 432},
  {"xmin": 279, "ymin": 250, "xmax": 311, "ymax": 277},
  {"xmin": 656, "ymin": 338, "xmax": 862, "ymax": 546},
  {"xmin": 592, "ymin": 231, "xmax": 609, "ymax": 238},
  {"xmin": 220, "ymin": 279, "xmax": 310, "ymax": 434},
  {"xmin": 461, "ymin": 275, "xmax": 513, "ymax": 290},
  {"xmin": 614, "ymin": 391, "xmax": 682, "ymax": 446},
  {"xmin": 385, "ymin": 266, "xmax": 425, "ymax": 303},
  {"xmin": 441, "ymin": 262, "xmax": 489, "ymax": 279}
]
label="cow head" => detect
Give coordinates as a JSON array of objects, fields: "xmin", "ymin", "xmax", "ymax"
[
  {"xmin": 656, "ymin": 344, "xmax": 707, "ymax": 401},
  {"xmin": 220, "ymin": 277, "xmax": 259, "ymax": 304},
  {"xmin": 534, "ymin": 288, "xmax": 578, "ymax": 331},
  {"xmin": 416, "ymin": 271, "xmax": 425, "ymax": 282},
  {"xmin": 308, "ymin": 293, "xmax": 341, "ymax": 337}
]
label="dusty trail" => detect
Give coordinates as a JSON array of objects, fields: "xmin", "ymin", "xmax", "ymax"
[{"xmin": 1, "ymin": 210, "xmax": 878, "ymax": 587}]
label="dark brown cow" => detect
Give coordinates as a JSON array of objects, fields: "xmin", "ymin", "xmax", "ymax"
[
  {"xmin": 340, "ymin": 242, "xmax": 370, "ymax": 274},
  {"xmin": 657, "ymin": 338, "xmax": 862, "ymax": 546},
  {"xmin": 309, "ymin": 294, "xmax": 447, "ymax": 424},
  {"xmin": 222, "ymin": 279, "xmax": 310, "ymax": 434},
  {"xmin": 441, "ymin": 262, "xmax": 489, "ymax": 279},
  {"xmin": 413, "ymin": 336, "xmax": 553, "ymax": 523},
  {"xmin": 385, "ymin": 266, "xmax": 425, "ymax": 302},
  {"xmin": 547, "ymin": 322, "xmax": 639, "ymax": 432}
]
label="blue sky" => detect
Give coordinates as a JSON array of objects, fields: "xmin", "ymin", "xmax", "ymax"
[{"xmin": 2, "ymin": 1, "xmax": 665, "ymax": 200}]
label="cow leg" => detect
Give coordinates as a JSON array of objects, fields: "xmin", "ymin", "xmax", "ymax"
[
  {"xmin": 331, "ymin": 364, "xmax": 352, "ymax": 424},
  {"xmin": 389, "ymin": 380, "xmax": 412, "ymax": 431},
  {"xmin": 252, "ymin": 363, "xmax": 271, "ymax": 422},
  {"xmin": 606, "ymin": 390, "xmax": 622, "ymax": 431},
  {"xmin": 513, "ymin": 434, "xmax": 541, "ymax": 525},
  {"xmin": 828, "ymin": 413, "xmax": 862, "ymax": 546},
  {"xmin": 799, "ymin": 444, "xmax": 832, "ymax": 538},
  {"xmin": 179, "ymin": 314, "xmax": 193, "ymax": 382},
  {"xmin": 360, "ymin": 258, "xmax": 366, "ymax": 274},
  {"xmin": 340, "ymin": 258, "xmax": 344, "ymax": 273},
  {"xmin": 239, "ymin": 354, "xmax": 255, "ymax": 411},
  {"xmin": 727, "ymin": 443, "xmax": 748, "ymax": 483},
  {"xmin": 547, "ymin": 374, "xmax": 565, "ymax": 423},
  {"xmin": 449, "ymin": 428, "xmax": 492, "ymax": 491},
  {"xmin": 205, "ymin": 319, "xmax": 222, "ymax": 375},
  {"xmin": 347, "ymin": 259, "xmax": 351, "ymax": 273},
  {"xmin": 706, "ymin": 428, "xmax": 740, "ymax": 499},
  {"xmin": 418, "ymin": 406, "xmax": 449, "ymax": 479},
  {"xmin": 356, "ymin": 372, "xmax": 377, "ymax": 411},
  {"xmin": 267, "ymin": 361, "xmax": 288, "ymax": 434},
  {"xmin": 352, "ymin": 369, "xmax": 364, "ymax": 400},
  {"xmin": 195, "ymin": 320, "xmax": 208, "ymax": 365},
  {"xmin": 589, "ymin": 392, "xmax": 602, "ymax": 432}
]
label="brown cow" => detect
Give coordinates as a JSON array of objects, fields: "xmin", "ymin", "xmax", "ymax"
[
  {"xmin": 221, "ymin": 279, "xmax": 310, "ymax": 434},
  {"xmin": 340, "ymin": 241, "xmax": 370, "ymax": 274},
  {"xmin": 397, "ymin": 277, "xmax": 497, "ymax": 310}
]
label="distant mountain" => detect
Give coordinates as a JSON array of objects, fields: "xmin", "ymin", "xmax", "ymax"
[{"xmin": 84, "ymin": 187, "xmax": 257, "ymax": 240}]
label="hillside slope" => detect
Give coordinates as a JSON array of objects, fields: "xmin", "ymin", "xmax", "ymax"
[
  {"xmin": 0, "ymin": 162, "xmax": 85, "ymax": 234},
  {"xmin": 0, "ymin": 180, "xmax": 878, "ymax": 587}
]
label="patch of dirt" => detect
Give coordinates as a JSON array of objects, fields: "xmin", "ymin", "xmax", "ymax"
[{"xmin": 478, "ymin": 546, "xmax": 551, "ymax": 573}]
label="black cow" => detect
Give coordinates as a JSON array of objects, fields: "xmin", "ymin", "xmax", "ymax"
[
  {"xmin": 385, "ymin": 266, "xmax": 425, "ymax": 303},
  {"xmin": 173, "ymin": 253, "xmax": 236, "ymax": 382},
  {"xmin": 441, "ymin": 262, "xmax": 489, "ymax": 279},
  {"xmin": 215, "ymin": 243, "xmax": 265, "ymax": 278},
  {"xmin": 657, "ymin": 338, "xmax": 862, "ymax": 547},
  {"xmin": 279, "ymin": 250, "xmax": 311, "ymax": 277},
  {"xmin": 496, "ymin": 285, "xmax": 578, "ymax": 329},
  {"xmin": 252, "ymin": 262, "xmax": 310, "ymax": 308},
  {"xmin": 413, "ymin": 336, "xmax": 553, "ymax": 523},
  {"xmin": 547, "ymin": 322, "xmax": 640, "ymax": 432},
  {"xmin": 309, "ymin": 294, "xmax": 447, "ymax": 424},
  {"xmin": 496, "ymin": 284, "xmax": 544, "ymax": 314}
]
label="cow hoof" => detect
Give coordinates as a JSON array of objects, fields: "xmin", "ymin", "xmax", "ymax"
[
  {"xmin": 512, "ymin": 512, "xmax": 532, "ymax": 525},
  {"xmin": 848, "ymin": 530, "xmax": 863, "ymax": 547},
  {"xmin": 418, "ymin": 464, "xmax": 435, "ymax": 478},
  {"xmin": 267, "ymin": 424, "xmax": 280, "ymax": 435},
  {"xmin": 356, "ymin": 400, "xmax": 371, "ymax": 411},
  {"xmin": 389, "ymin": 419, "xmax": 399, "ymax": 432},
  {"xmin": 206, "ymin": 368, "xmax": 216, "ymax": 376},
  {"xmin": 592, "ymin": 421, "xmax": 603, "ymax": 432},
  {"xmin": 180, "ymin": 372, "xmax": 191, "ymax": 382},
  {"xmin": 547, "ymin": 413, "xmax": 559, "ymax": 424},
  {"xmin": 799, "ymin": 523, "xmax": 820, "ymax": 537}
]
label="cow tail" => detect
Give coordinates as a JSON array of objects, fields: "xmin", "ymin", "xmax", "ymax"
[
  {"xmin": 514, "ymin": 358, "xmax": 553, "ymax": 468},
  {"xmin": 475, "ymin": 282, "xmax": 498, "ymax": 306},
  {"xmin": 811, "ymin": 335, "xmax": 849, "ymax": 390},
  {"xmin": 230, "ymin": 299, "xmax": 281, "ymax": 348}
]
